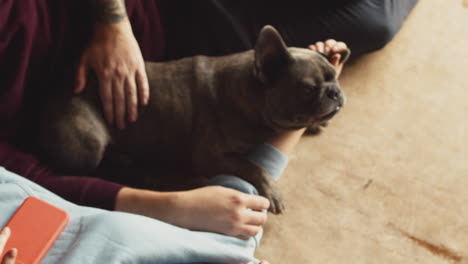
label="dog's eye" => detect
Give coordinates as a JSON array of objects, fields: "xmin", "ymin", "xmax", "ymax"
[{"xmin": 304, "ymin": 86, "xmax": 315, "ymax": 95}]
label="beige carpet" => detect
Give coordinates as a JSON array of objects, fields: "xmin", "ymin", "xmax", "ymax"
[{"xmin": 257, "ymin": 0, "xmax": 468, "ymax": 263}]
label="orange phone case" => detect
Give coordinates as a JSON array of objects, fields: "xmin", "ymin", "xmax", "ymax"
[{"xmin": 1, "ymin": 196, "xmax": 69, "ymax": 264}]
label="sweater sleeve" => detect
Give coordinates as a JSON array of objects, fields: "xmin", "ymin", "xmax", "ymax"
[
  {"xmin": 0, "ymin": 141, "xmax": 123, "ymax": 210},
  {"xmin": 248, "ymin": 143, "xmax": 289, "ymax": 181}
]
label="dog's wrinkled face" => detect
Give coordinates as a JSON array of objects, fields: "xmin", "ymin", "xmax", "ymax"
[{"xmin": 254, "ymin": 26, "xmax": 348, "ymax": 130}]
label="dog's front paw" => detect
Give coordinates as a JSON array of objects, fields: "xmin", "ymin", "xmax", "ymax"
[
  {"xmin": 266, "ymin": 188, "xmax": 285, "ymax": 214},
  {"xmin": 257, "ymin": 179, "xmax": 285, "ymax": 214},
  {"xmin": 305, "ymin": 121, "xmax": 328, "ymax": 135}
]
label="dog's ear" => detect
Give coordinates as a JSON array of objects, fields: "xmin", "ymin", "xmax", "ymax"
[{"xmin": 254, "ymin": 25, "xmax": 291, "ymax": 83}]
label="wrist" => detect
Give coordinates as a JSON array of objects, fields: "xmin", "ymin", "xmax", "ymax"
[
  {"xmin": 92, "ymin": 0, "xmax": 131, "ymax": 35},
  {"xmin": 93, "ymin": 19, "xmax": 132, "ymax": 36},
  {"xmin": 267, "ymin": 128, "xmax": 306, "ymax": 156},
  {"xmin": 94, "ymin": 0, "xmax": 128, "ymax": 24}
]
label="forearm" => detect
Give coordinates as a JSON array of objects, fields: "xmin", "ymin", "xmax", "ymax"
[
  {"xmin": 115, "ymin": 187, "xmax": 180, "ymax": 222},
  {"xmin": 247, "ymin": 128, "xmax": 306, "ymax": 180},
  {"xmin": 0, "ymin": 141, "xmax": 123, "ymax": 210},
  {"xmin": 266, "ymin": 128, "xmax": 306, "ymax": 156},
  {"xmin": 116, "ymin": 130, "xmax": 308, "ymax": 220}
]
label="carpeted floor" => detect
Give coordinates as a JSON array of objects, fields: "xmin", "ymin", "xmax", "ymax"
[{"xmin": 257, "ymin": 0, "xmax": 468, "ymax": 263}]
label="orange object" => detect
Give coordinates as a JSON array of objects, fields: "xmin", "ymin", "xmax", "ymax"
[{"xmin": 1, "ymin": 197, "xmax": 69, "ymax": 264}]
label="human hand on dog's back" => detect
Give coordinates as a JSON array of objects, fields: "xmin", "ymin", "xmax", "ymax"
[
  {"xmin": 116, "ymin": 186, "xmax": 270, "ymax": 239},
  {"xmin": 75, "ymin": 0, "xmax": 149, "ymax": 130}
]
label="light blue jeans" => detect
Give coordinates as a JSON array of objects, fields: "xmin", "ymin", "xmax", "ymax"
[{"xmin": 0, "ymin": 144, "xmax": 287, "ymax": 264}]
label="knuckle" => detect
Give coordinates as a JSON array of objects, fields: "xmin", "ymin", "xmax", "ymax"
[
  {"xmin": 230, "ymin": 211, "xmax": 243, "ymax": 223},
  {"xmin": 114, "ymin": 66, "xmax": 127, "ymax": 78},
  {"xmin": 230, "ymin": 194, "xmax": 245, "ymax": 206},
  {"xmin": 100, "ymin": 68, "xmax": 112, "ymax": 78}
]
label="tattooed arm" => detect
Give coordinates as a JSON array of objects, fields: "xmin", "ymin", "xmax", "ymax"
[
  {"xmin": 94, "ymin": 0, "xmax": 128, "ymax": 24},
  {"xmin": 75, "ymin": 0, "xmax": 150, "ymax": 129}
]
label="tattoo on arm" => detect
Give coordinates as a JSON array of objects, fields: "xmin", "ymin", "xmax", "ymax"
[{"xmin": 95, "ymin": 0, "xmax": 127, "ymax": 24}]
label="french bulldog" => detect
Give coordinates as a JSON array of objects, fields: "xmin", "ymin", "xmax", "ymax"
[{"xmin": 37, "ymin": 25, "xmax": 350, "ymax": 214}]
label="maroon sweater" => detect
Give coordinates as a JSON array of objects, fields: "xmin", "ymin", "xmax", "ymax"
[{"xmin": 0, "ymin": 0, "xmax": 165, "ymax": 210}]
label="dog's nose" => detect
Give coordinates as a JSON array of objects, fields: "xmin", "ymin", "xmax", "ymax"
[{"xmin": 326, "ymin": 87, "xmax": 340, "ymax": 101}]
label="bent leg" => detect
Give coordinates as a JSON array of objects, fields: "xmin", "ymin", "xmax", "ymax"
[
  {"xmin": 278, "ymin": 0, "xmax": 420, "ymax": 56},
  {"xmin": 0, "ymin": 167, "xmax": 260, "ymax": 264},
  {"xmin": 162, "ymin": 0, "xmax": 419, "ymax": 59}
]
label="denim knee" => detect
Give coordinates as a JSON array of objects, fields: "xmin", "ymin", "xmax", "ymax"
[
  {"xmin": 353, "ymin": 0, "xmax": 418, "ymax": 53},
  {"xmin": 361, "ymin": 17, "xmax": 399, "ymax": 51}
]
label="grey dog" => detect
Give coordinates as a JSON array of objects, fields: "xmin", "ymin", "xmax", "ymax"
[{"xmin": 38, "ymin": 26, "xmax": 350, "ymax": 214}]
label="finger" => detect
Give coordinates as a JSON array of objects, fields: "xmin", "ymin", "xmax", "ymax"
[
  {"xmin": 113, "ymin": 78, "xmax": 126, "ymax": 129},
  {"xmin": 308, "ymin": 44, "xmax": 317, "ymax": 51},
  {"xmin": 99, "ymin": 76, "xmax": 114, "ymax": 125},
  {"xmin": 324, "ymin": 39, "xmax": 337, "ymax": 54},
  {"xmin": 332, "ymin": 42, "xmax": 348, "ymax": 53},
  {"xmin": 244, "ymin": 210, "xmax": 268, "ymax": 226},
  {"xmin": 2, "ymin": 248, "xmax": 17, "ymax": 264},
  {"xmin": 74, "ymin": 56, "xmax": 87, "ymax": 94},
  {"xmin": 331, "ymin": 54, "xmax": 342, "ymax": 66},
  {"xmin": 136, "ymin": 69, "xmax": 150, "ymax": 106},
  {"xmin": 0, "ymin": 227, "xmax": 10, "ymax": 252},
  {"xmin": 245, "ymin": 195, "xmax": 270, "ymax": 211},
  {"xmin": 237, "ymin": 225, "xmax": 261, "ymax": 239},
  {"xmin": 125, "ymin": 76, "xmax": 138, "ymax": 123},
  {"xmin": 315, "ymin": 41, "xmax": 325, "ymax": 53}
]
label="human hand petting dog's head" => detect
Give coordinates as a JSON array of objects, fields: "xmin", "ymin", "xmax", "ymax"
[{"xmin": 254, "ymin": 26, "xmax": 350, "ymax": 131}]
